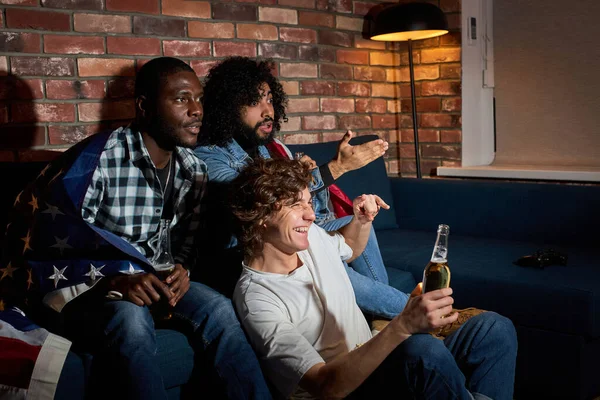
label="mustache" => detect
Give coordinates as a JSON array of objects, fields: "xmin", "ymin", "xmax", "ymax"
[{"xmin": 254, "ymin": 117, "xmax": 274, "ymax": 129}]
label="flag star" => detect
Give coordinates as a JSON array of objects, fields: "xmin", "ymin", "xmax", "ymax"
[
  {"xmin": 121, "ymin": 262, "xmax": 144, "ymax": 275},
  {"xmin": 0, "ymin": 262, "xmax": 19, "ymax": 280},
  {"xmin": 85, "ymin": 264, "xmax": 105, "ymax": 281},
  {"xmin": 48, "ymin": 265, "xmax": 68, "ymax": 289},
  {"xmin": 42, "ymin": 203, "xmax": 65, "ymax": 220},
  {"xmin": 21, "ymin": 230, "xmax": 33, "ymax": 255},
  {"xmin": 50, "ymin": 236, "xmax": 73, "ymax": 255},
  {"xmin": 27, "ymin": 268, "xmax": 34, "ymax": 290},
  {"xmin": 13, "ymin": 191, "xmax": 23, "ymax": 207},
  {"xmin": 28, "ymin": 194, "xmax": 39, "ymax": 213}
]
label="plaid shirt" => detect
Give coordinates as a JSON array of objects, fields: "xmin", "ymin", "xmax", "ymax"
[{"xmin": 82, "ymin": 126, "xmax": 207, "ymax": 266}]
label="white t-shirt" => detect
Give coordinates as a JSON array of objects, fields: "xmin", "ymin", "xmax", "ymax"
[{"xmin": 233, "ymin": 224, "xmax": 373, "ymax": 399}]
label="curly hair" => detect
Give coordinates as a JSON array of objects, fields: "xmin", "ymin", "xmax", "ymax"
[
  {"xmin": 199, "ymin": 56, "xmax": 288, "ymax": 147},
  {"xmin": 229, "ymin": 158, "xmax": 312, "ymax": 262}
]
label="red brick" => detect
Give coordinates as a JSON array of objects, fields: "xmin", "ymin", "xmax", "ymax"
[
  {"xmin": 0, "ymin": 77, "xmax": 43, "ymax": 99},
  {"xmin": 354, "ymin": 36, "xmax": 385, "ymax": 50},
  {"xmin": 356, "ymin": 98, "xmax": 386, "ymax": 113},
  {"xmin": 337, "ymin": 49, "xmax": 368, "ymax": 65},
  {"xmin": 259, "ymin": 7, "xmax": 297, "ymax": 24},
  {"xmin": 339, "ymin": 115, "xmax": 370, "ymax": 130},
  {"xmin": 12, "ymin": 102, "xmax": 75, "ymax": 123},
  {"xmin": 338, "ymin": 82, "xmax": 369, "ymax": 97},
  {"xmin": 78, "ymin": 100, "xmax": 135, "ymax": 122},
  {"xmin": 300, "ymin": 81, "xmax": 334, "ymax": 96},
  {"xmin": 280, "ymin": 80, "xmax": 299, "ymax": 96},
  {"xmin": 353, "ymin": 66, "xmax": 385, "ymax": 82},
  {"xmin": 441, "ymin": 130, "xmax": 461, "ymax": 143},
  {"xmin": 371, "ymin": 83, "xmax": 397, "ymax": 98},
  {"xmin": 302, "ymin": 115, "xmax": 336, "ymax": 130},
  {"xmin": 46, "ymin": 79, "xmax": 106, "ymax": 99},
  {"xmin": 107, "ymin": 37, "xmax": 160, "ymax": 56},
  {"xmin": 440, "ymin": 0, "xmax": 460, "ymax": 13},
  {"xmin": 421, "ymin": 113, "xmax": 460, "ymax": 128},
  {"xmin": 421, "ymin": 48, "xmax": 461, "ymax": 63},
  {"xmin": 0, "ymin": 126, "xmax": 45, "ymax": 148},
  {"xmin": 400, "ymin": 129, "xmax": 438, "ymax": 143},
  {"xmin": 190, "ymin": 60, "xmax": 218, "ymax": 77},
  {"xmin": 0, "ymin": 150, "xmax": 16, "ymax": 162},
  {"xmin": 321, "ymin": 98, "xmax": 353, "ymax": 113},
  {"xmin": 48, "ymin": 124, "xmax": 98, "ymax": 144},
  {"xmin": 441, "ymin": 160, "xmax": 461, "ymax": 168},
  {"xmin": 163, "ymin": 40, "xmax": 211, "ymax": 57},
  {"xmin": 213, "ymin": 42, "xmax": 256, "ymax": 57},
  {"xmin": 282, "ymin": 132, "xmax": 320, "ymax": 144},
  {"xmin": 279, "ymin": 116, "xmax": 301, "ymax": 132},
  {"xmin": 336, "ymin": 15, "xmax": 362, "ymax": 31},
  {"xmin": 422, "ymin": 144, "xmax": 460, "ymax": 159},
  {"xmin": 134, "ymin": 16, "xmax": 185, "ymax": 37},
  {"xmin": 280, "ymin": 63, "xmax": 317, "ymax": 78},
  {"xmin": 107, "ymin": 0, "xmax": 158, "ymax": 14},
  {"xmin": 316, "ymin": 0, "xmax": 351, "ymax": 13},
  {"xmin": 279, "ymin": 0, "xmax": 314, "ymax": 8},
  {"xmin": 6, "ymin": 9, "xmax": 70, "ymax": 31},
  {"xmin": 162, "ymin": 0, "xmax": 210, "ymax": 18},
  {"xmin": 322, "ymin": 131, "xmax": 346, "ymax": 142},
  {"xmin": 318, "ymin": 30, "xmax": 352, "ymax": 47},
  {"xmin": 213, "ymin": 3, "xmax": 256, "ymax": 21},
  {"xmin": 237, "ymin": 24, "xmax": 278, "ymax": 41},
  {"xmin": 42, "ymin": 0, "xmax": 102, "ymax": 10},
  {"xmin": 421, "ymin": 81, "xmax": 461, "ymax": 96},
  {"xmin": 369, "ymin": 52, "xmax": 400, "ymax": 66},
  {"xmin": 298, "ymin": 46, "xmax": 334, "ymax": 62},
  {"xmin": 319, "ymin": 64, "xmax": 352, "ymax": 80},
  {"xmin": 44, "ymin": 35, "xmax": 104, "ymax": 54},
  {"xmin": 74, "ymin": 13, "xmax": 131, "ymax": 33},
  {"xmin": 298, "ymin": 11, "xmax": 333, "ymax": 27},
  {"xmin": 279, "ymin": 27, "xmax": 316, "ymax": 43},
  {"xmin": 0, "ymin": 0, "xmax": 38, "ymax": 5},
  {"xmin": 78, "ymin": 58, "xmax": 135, "ymax": 77},
  {"xmin": 259, "ymin": 43, "xmax": 297, "ymax": 59},
  {"xmin": 11, "ymin": 57, "xmax": 74, "ymax": 76},
  {"xmin": 107, "ymin": 77, "xmax": 134, "ymax": 98},
  {"xmin": 441, "ymin": 97, "xmax": 461, "ymax": 112},
  {"xmin": 441, "ymin": 31, "xmax": 461, "ymax": 46},
  {"xmin": 441, "ymin": 63, "xmax": 460, "ymax": 79},
  {"xmin": 372, "ymin": 115, "xmax": 398, "ymax": 129},
  {"xmin": 189, "ymin": 22, "xmax": 235, "ymax": 39},
  {"xmin": 408, "ymin": 98, "xmax": 441, "ymax": 113},
  {"xmin": 0, "ymin": 32, "xmax": 40, "ymax": 53},
  {"xmin": 287, "ymin": 97, "xmax": 318, "ymax": 113},
  {"xmin": 353, "ymin": 1, "xmax": 374, "ymax": 16}
]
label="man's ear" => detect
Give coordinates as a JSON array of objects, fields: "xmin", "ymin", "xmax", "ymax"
[{"xmin": 136, "ymin": 95, "xmax": 148, "ymax": 119}]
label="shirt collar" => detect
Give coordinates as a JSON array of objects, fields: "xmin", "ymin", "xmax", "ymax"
[{"xmin": 225, "ymin": 138, "xmax": 271, "ymax": 161}]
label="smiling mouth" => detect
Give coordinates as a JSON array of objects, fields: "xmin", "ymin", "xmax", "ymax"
[
  {"xmin": 185, "ymin": 123, "xmax": 201, "ymax": 134},
  {"xmin": 293, "ymin": 227, "xmax": 309, "ymax": 233}
]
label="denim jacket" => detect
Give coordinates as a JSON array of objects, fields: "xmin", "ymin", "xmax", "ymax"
[{"xmin": 195, "ymin": 138, "xmax": 335, "ymax": 224}]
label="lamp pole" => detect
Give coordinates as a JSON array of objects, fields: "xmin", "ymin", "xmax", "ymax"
[{"xmin": 407, "ymin": 38, "xmax": 422, "ymax": 179}]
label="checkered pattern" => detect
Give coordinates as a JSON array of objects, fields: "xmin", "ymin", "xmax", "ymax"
[{"xmin": 81, "ymin": 127, "xmax": 207, "ymax": 265}]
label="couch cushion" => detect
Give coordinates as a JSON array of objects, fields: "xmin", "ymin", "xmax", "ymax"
[
  {"xmin": 376, "ymin": 228, "xmax": 600, "ymax": 338},
  {"xmin": 287, "ymin": 135, "xmax": 398, "ymax": 230}
]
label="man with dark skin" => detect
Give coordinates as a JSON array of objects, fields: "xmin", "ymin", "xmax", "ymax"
[{"xmin": 1, "ymin": 57, "xmax": 271, "ymax": 400}]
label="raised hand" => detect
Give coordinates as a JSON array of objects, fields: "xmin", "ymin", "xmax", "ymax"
[
  {"xmin": 353, "ymin": 194, "xmax": 390, "ymax": 224},
  {"xmin": 329, "ymin": 131, "xmax": 389, "ymax": 179}
]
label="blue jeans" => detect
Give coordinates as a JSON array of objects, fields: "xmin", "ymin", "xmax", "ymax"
[
  {"xmin": 63, "ymin": 281, "xmax": 272, "ymax": 400},
  {"xmin": 320, "ymin": 215, "xmax": 408, "ymax": 319},
  {"xmin": 349, "ymin": 312, "xmax": 518, "ymax": 400}
]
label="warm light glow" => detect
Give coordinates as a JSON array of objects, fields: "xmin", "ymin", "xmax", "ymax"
[{"xmin": 370, "ymin": 29, "xmax": 448, "ymax": 42}]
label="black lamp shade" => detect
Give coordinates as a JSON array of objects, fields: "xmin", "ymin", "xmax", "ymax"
[{"xmin": 369, "ymin": 2, "xmax": 449, "ymax": 42}]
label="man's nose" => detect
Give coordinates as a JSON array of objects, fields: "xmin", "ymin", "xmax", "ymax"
[
  {"xmin": 304, "ymin": 206, "xmax": 316, "ymax": 221},
  {"xmin": 189, "ymin": 99, "xmax": 203, "ymax": 117},
  {"xmin": 261, "ymin": 101, "xmax": 273, "ymax": 118}
]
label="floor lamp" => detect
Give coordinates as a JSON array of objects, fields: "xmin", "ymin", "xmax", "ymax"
[{"xmin": 369, "ymin": 2, "xmax": 448, "ymax": 178}]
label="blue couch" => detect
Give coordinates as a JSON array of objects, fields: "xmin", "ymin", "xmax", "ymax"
[{"xmin": 288, "ymin": 135, "xmax": 600, "ymax": 400}]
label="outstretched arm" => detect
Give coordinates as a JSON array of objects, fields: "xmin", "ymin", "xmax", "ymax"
[{"xmin": 327, "ymin": 131, "xmax": 389, "ymax": 180}]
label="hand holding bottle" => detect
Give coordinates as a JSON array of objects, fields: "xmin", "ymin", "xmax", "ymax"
[{"xmin": 164, "ymin": 263, "xmax": 190, "ymax": 307}]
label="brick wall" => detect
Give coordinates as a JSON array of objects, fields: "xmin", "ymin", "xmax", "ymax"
[{"xmin": 0, "ymin": 0, "xmax": 461, "ymax": 176}]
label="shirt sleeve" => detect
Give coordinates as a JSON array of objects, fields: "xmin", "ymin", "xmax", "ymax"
[
  {"xmin": 238, "ymin": 285, "xmax": 324, "ymax": 398},
  {"xmin": 81, "ymin": 164, "xmax": 106, "ymax": 224}
]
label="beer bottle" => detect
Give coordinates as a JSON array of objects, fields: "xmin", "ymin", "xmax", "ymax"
[{"xmin": 422, "ymin": 224, "xmax": 451, "ymax": 293}]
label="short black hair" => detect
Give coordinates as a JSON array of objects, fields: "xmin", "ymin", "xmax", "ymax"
[
  {"xmin": 135, "ymin": 57, "xmax": 195, "ymax": 101},
  {"xmin": 199, "ymin": 56, "xmax": 288, "ymax": 147}
]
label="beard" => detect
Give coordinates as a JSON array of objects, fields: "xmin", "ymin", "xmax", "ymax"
[{"xmin": 235, "ymin": 117, "xmax": 276, "ymax": 150}]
